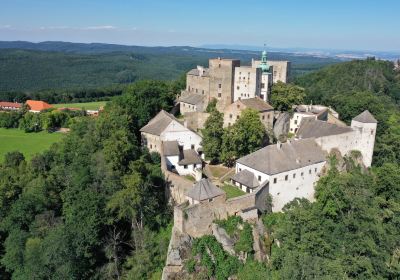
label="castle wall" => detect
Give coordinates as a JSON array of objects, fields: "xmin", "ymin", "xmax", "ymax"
[
  {"xmin": 141, "ymin": 132, "xmax": 163, "ymax": 154},
  {"xmin": 223, "ymin": 101, "xmax": 273, "ymax": 129},
  {"xmin": 314, "ymin": 130, "xmax": 358, "ymax": 161},
  {"xmin": 183, "ymin": 112, "xmax": 210, "ymax": 132},
  {"xmin": 186, "ymin": 74, "xmax": 210, "ymax": 100},
  {"xmin": 174, "ymin": 184, "xmax": 268, "ymax": 237},
  {"xmin": 180, "ymin": 101, "xmax": 203, "ymax": 115}
]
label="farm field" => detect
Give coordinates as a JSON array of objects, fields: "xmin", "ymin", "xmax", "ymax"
[
  {"xmin": 52, "ymin": 101, "xmax": 107, "ymax": 110},
  {"xmin": 0, "ymin": 128, "xmax": 64, "ymax": 162}
]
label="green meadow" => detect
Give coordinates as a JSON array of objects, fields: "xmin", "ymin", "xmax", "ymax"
[
  {"xmin": 0, "ymin": 128, "xmax": 64, "ymax": 162},
  {"xmin": 52, "ymin": 101, "xmax": 107, "ymax": 110}
]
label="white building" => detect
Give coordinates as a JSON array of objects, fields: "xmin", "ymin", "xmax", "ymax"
[
  {"xmin": 233, "ymin": 66, "xmax": 261, "ymax": 102},
  {"xmin": 289, "ymin": 105, "xmax": 330, "ymax": 134},
  {"xmin": 162, "ymin": 141, "xmax": 203, "ymax": 176},
  {"xmin": 140, "ymin": 110, "xmax": 203, "ymax": 153},
  {"xmin": 232, "ymin": 139, "xmax": 327, "ymax": 211},
  {"xmin": 296, "ymin": 110, "xmax": 377, "ymax": 167}
]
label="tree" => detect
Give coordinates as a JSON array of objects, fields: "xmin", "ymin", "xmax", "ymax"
[
  {"xmin": 206, "ymin": 98, "xmax": 218, "ymax": 113},
  {"xmin": 221, "ymin": 109, "xmax": 266, "ymax": 166},
  {"xmin": 270, "ymin": 82, "xmax": 305, "ymax": 111},
  {"xmin": 202, "ymin": 110, "xmax": 224, "ymax": 163}
]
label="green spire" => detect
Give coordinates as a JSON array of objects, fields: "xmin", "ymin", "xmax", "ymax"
[{"xmin": 260, "ymin": 49, "xmax": 270, "ymax": 73}]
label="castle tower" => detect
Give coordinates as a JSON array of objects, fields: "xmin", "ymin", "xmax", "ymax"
[
  {"xmin": 259, "ymin": 50, "xmax": 272, "ymax": 102},
  {"xmin": 350, "ymin": 110, "xmax": 378, "ymax": 167}
]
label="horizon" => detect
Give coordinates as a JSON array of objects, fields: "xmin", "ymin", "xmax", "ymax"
[{"xmin": 1, "ymin": 0, "xmax": 400, "ymax": 52}]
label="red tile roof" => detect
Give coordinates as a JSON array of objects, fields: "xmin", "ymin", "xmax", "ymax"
[
  {"xmin": 0, "ymin": 102, "xmax": 22, "ymax": 108},
  {"xmin": 26, "ymin": 100, "xmax": 52, "ymax": 111}
]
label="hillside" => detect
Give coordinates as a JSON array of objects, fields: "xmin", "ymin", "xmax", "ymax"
[
  {"xmin": 295, "ymin": 58, "xmax": 400, "ymax": 104},
  {"xmin": 0, "ymin": 41, "xmax": 339, "ymax": 94}
]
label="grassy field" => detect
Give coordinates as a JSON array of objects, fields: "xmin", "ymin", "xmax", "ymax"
[
  {"xmin": 52, "ymin": 101, "xmax": 107, "ymax": 110},
  {"xmin": 221, "ymin": 184, "xmax": 246, "ymax": 199},
  {"xmin": 0, "ymin": 128, "xmax": 64, "ymax": 162}
]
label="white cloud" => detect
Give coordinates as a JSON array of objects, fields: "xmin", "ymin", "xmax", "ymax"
[{"xmin": 83, "ymin": 25, "xmax": 116, "ymax": 30}]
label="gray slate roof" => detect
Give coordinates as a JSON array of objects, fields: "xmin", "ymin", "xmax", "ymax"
[
  {"xmin": 296, "ymin": 118, "xmax": 353, "ymax": 139},
  {"xmin": 140, "ymin": 110, "xmax": 178, "ymax": 136},
  {"xmin": 178, "ymin": 149, "xmax": 202, "ymax": 165},
  {"xmin": 237, "ymin": 139, "xmax": 327, "ymax": 175},
  {"xmin": 352, "ymin": 110, "xmax": 377, "ymax": 123},
  {"xmin": 179, "ymin": 94, "xmax": 204, "ymax": 105},
  {"xmin": 231, "ymin": 169, "xmax": 260, "ymax": 189},
  {"xmin": 163, "ymin": 141, "xmax": 180, "ymax": 156},
  {"xmin": 240, "ymin": 97, "xmax": 274, "ymax": 111},
  {"xmin": 187, "ymin": 68, "xmax": 209, "ymax": 77},
  {"xmin": 186, "ymin": 179, "xmax": 225, "ymax": 201}
]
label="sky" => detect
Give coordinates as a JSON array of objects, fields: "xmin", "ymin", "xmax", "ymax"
[{"xmin": 0, "ymin": 0, "xmax": 399, "ymax": 51}]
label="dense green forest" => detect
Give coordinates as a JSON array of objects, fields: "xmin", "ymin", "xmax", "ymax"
[{"xmin": 0, "ymin": 58, "xmax": 399, "ymax": 279}]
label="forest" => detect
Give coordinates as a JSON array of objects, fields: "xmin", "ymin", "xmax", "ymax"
[{"xmin": 0, "ymin": 58, "xmax": 399, "ymax": 279}]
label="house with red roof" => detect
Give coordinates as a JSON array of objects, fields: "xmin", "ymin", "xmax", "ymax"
[
  {"xmin": 0, "ymin": 101, "xmax": 22, "ymax": 111},
  {"xmin": 25, "ymin": 100, "xmax": 53, "ymax": 113}
]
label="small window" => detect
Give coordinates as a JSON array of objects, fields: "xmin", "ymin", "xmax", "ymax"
[
  {"xmin": 293, "ymin": 173, "xmax": 296, "ymax": 178},
  {"xmin": 309, "ymin": 169, "xmax": 311, "ymax": 174},
  {"xmin": 184, "ymin": 165, "xmax": 188, "ymax": 169},
  {"xmin": 262, "ymin": 115, "xmax": 265, "ymax": 120},
  {"xmin": 236, "ymin": 116, "xmax": 239, "ymax": 120},
  {"xmin": 301, "ymin": 172, "xmax": 304, "ymax": 176},
  {"xmin": 261, "ymin": 83, "xmax": 265, "ymax": 89},
  {"xmin": 237, "ymin": 86, "xmax": 240, "ymax": 90},
  {"xmin": 258, "ymin": 175, "xmax": 261, "ymax": 181},
  {"xmin": 237, "ymin": 104, "xmax": 240, "ymax": 109},
  {"xmin": 315, "ymin": 168, "xmax": 317, "ymax": 173},
  {"xmin": 196, "ymin": 89, "xmax": 198, "ymax": 93},
  {"xmin": 294, "ymin": 120, "xmax": 298, "ymax": 124},
  {"xmin": 239, "ymin": 168, "xmax": 241, "ymax": 171},
  {"xmin": 285, "ymin": 175, "xmax": 288, "ymax": 181},
  {"xmin": 191, "ymin": 144, "xmax": 195, "ymax": 150},
  {"xmin": 218, "ymin": 92, "xmax": 221, "ymax": 98},
  {"xmin": 273, "ymin": 178, "xmax": 277, "ymax": 184},
  {"xmin": 268, "ymin": 114, "xmax": 270, "ymax": 119},
  {"xmin": 218, "ymin": 83, "xmax": 222, "ymax": 89},
  {"xmin": 229, "ymin": 114, "xmax": 232, "ymax": 119},
  {"xmin": 150, "ymin": 144, "xmax": 152, "ymax": 149},
  {"xmin": 202, "ymin": 90, "xmax": 204, "ymax": 95}
]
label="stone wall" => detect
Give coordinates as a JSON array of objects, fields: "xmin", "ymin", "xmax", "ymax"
[
  {"xmin": 183, "ymin": 112, "xmax": 210, "ymax": 133},
  {"xmin": 174, "ymin": 184, "xmax": 269, "ymax": 238}
]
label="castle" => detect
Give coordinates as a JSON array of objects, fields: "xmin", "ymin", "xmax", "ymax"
[
  {"xmin": 141, "ymin": 51, "xmax": 377, "ymax": 240},
  {"xmin": 180, "ymin": 51, "xmax": 290, "ymax": 113}
]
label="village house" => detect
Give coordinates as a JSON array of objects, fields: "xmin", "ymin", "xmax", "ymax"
[
  {"xmin": 25, "ymin": 100, "xmax": 52, "ymax": 113},
  {"xmin": 140, "ymin": 110, "xmax": 204, "ymax": 176},
  {"xmin": 185, "ymin": 178, "xmax": 225, "ymax": 205},
  {"xmin": 0, "ymin": 101, "xmax": 22, "ymax": 111},
  {"xmin": 223, "ymin": 97, "xmax": 274, "ymax": 129}
]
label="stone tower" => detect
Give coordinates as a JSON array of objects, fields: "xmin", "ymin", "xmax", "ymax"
[
  {"xmin": 351, "ymin": 110, "xmax": 378, "ymax": 167},
  {"xmin": 208, "ymin": 58, "xmax": 240, "ymax": 111}
]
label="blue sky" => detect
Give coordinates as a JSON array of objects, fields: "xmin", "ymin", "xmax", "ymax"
[{"xmin": 0, "ymin": 0, "xmax": 399, "ymax": 51}]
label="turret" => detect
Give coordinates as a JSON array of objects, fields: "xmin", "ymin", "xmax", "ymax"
[
  {"xmin": 259, "ymin": 50, "xmax": 270, "ymax": 73},
  {"xmin": 351, "ymin": 110, "xmax": 377, "ymax": 167}
]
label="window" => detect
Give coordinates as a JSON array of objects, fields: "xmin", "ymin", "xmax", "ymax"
[
  {"xmin": 218, "ymin": 92, "xmax": 221, "ymax": 98},
  {"xmin": 236, "ymin": 116, "xmax": 239, "ymax": 120},
  {"xmin": 191, "ymin": 144, "xmax": 195, "ymax": 150},
  {"xmin": 218, "ymin": 84, "xmax": 222, "ymax": 89},
  {"xmin": 208, "ymin": 198, "xmax": 213, "ymax": 202},
  {"xmin": 285, "ymin": 175, "xmax": 288, "ymax": 181},
  {"xmin": 150, "ymin": 144, "xmax": 152, "ymax": 149},
  {"xmin": 273, "ymin": 178, "xmax": 277, "ymax": 184},
  {"xmin": 237, "ymin": 86, "xmax": 240, "ymax": 90},
  {"xmin": 202, "ymin": 90, "xmax": 204, "ymax": 95},
  {"xmin": 184, "ymin": 165, "xmax": 188, "ymax": 169},
  {"xmin": 293, "ymin": 173, "xmax": 296, "ymax": 178},
  {"xmin": 258, "ymin": 175, "xmax": 261, "ymax": 181},
  {"xmin": 229, "ymin": 114, "xmax": 232, "ymax": 119},
  {"xmin": 196, "ymin": 89, "xmax": 198, "ymax": 93},
  {"xmin": 294, "ymin": 120, "xmax": 297, "ymax": 124},
  {"xmin": 301, "ymin": 172, "xmax": 304, "ymax": 176},
  {"xmin": 262, "ymin": 115, "xmax": 265, "ymax": 120},
  {"xmin": 261, "ymin": 83, "xmax": 265, "ymax": 89},
  {"xmin": 309, "ymin": 169, "xmax": 311, "ymax": 174},
  {"xmin": 268, "ymin": 114, "xmax": 270, "ymax": 119},
  {"xmin": 239, "ymin": 168, "xmax": 241, "ymax": 171},
  {"xmin": 183, "ymin": 103, "xmax": 185, "ymax": 107},
  {"xmin": 237, "ymin": 104, "xmax": 240, "ymax": 109},
  {"xmin": 315, "ymin": 168, "xmax": 317, "ymax": 173}
]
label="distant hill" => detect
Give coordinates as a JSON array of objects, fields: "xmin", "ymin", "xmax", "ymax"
[
  {"xmin": 0, "ymin": 41, "xmax": 340, "ymax": 94},
  {"xmin": 295, "ymin": 58, "xmax": 400, "ymax": 104}
]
